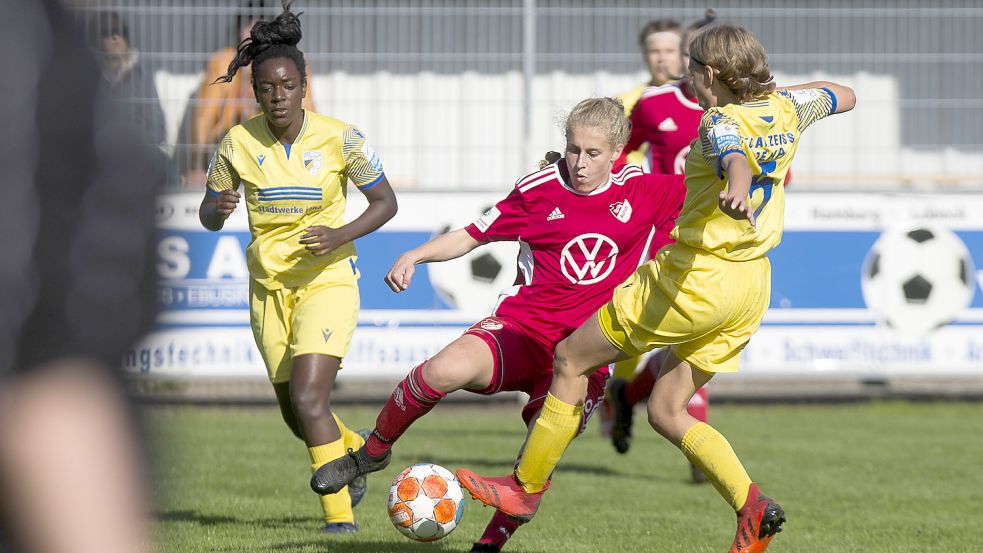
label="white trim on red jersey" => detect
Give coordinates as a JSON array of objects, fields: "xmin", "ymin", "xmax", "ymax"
[
  {"xmin": 611, "ymin": 164, "xmax": 643, "ymax": 185},
  {"xmin": 516, "ymin": 239, "xmax": 534, "ymax": 285},
  {"xmin": 639, "ymin": 81, "xmax": 702, "ymax": 111},
  {"xmin": 559, "ymin": 175, "xmax": 614, "ymax": 196},
  {"xmin": 516, "ymin": 164, "xmax": 560, "ymax": 193},
  {"xmin": 516, "ymin": 161, "xmax": 642, "ymax": 197},
  {"xmin": 493, "ymin": 239, "xmax": 534, "ymax": 316},
  {"xmin": 638, "ymin": 225, "xmax": 657, "ymax": 266}
]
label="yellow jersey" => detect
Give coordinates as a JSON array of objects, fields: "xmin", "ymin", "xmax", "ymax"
[
  {"xmin": 617, "ymin": 83, "xmax": 649, "ymax": 166},
  {"xmin": 617, "ymin": 83, "xmax": 648, "ymax": 115},
  {"xmin": 206, "ymin": 111, "xmax": 385, "ymax": 289},
  {"xmin": 673, "ymin": 88, "xmax": 836, "ymax": 261}
]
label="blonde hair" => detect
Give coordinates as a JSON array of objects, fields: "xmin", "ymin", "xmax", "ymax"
[
  {"xmin": 564, "ymin": 97, "xmax": 631, "ymax": 148},
  {"xmin": 689, "ymin": 23, "xmax": 775, "ymax": 103}
]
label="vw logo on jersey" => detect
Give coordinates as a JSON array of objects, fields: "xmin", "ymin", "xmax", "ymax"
[{"xmin": 560, "ymin": 233, "xmax": 619, "ymax": 285}]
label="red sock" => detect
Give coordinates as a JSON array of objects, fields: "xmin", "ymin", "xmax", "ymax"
[
  {"xmin": 475, "ymin": 509, "xmax": 522, "ymax": 548},
  {"xmin": 624, "ymin": 356, "xmax": 657, "ymax": 406},
  {"xmin": 364, "ymin": 363, "xmax": 446, "ymax": 459},
  {"xmin": 686, "ymin": 386, "xmax": 709, "ymax": 422}
]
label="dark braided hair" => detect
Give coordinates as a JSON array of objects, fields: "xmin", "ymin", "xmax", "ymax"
[
  {"xmin": 214, "ymin": 0, "xmax": 306, "ymax": 86},
  {"xmin": 683, "ymin": 8, "xmax": 718, "ymax": 45}
]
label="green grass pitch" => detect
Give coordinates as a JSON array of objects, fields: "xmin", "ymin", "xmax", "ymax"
[{"xmin": 149, "ymin": 401, "xmax": 983, "ymax": 552}]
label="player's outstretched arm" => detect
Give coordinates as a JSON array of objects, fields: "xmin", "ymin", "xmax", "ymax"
[
  {"xmin": 385, "ymin": 229, "xmax": 482, "ymax": 292},
  {"xmin": 779, "ymin": 81, "xmax": 856, "ymax": 114}
]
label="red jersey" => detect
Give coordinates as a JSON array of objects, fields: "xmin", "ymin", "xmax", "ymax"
[
  {"xmin": 464, "ymin": 162, "xmax": 685, "ymax": 346},
  {"xmin": 621, "ymin": 81, "xmax": 703, "ymax": 175}
]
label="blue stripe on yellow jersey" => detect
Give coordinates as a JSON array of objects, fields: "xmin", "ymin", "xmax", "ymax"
[
  {"xmin": 206, "ymin": 111, "xmax": 385, "ymax": 289},
  {"xmin": 673, "ymin": 88, "xmax": 835, "ymax": 261}
]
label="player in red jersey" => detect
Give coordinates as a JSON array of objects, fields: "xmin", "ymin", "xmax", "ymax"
[
  {"xmin": 310, "ymin": 97, "xmax": 685, "ymax": 552},
  {"xmin": 607, "ymin": 11, "xmax": 718, "ymax": 478}
]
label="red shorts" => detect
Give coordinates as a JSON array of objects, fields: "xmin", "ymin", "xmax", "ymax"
[{"xmin": 465, "ymin": 316, "xmax": 610, "ymax": 435}]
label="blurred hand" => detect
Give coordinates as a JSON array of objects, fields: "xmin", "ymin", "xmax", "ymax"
[
  {"xmin": 384, "ymin": 253, "xmax": 417, "ymax": 292},
  {"xmin": 718, "ymin": 189, "xmax": 756, "ymax": 227},
  {"xmin": 299, "ymin": 225, "xmax": 348, "ymax": 257},
  {"xmin": 215, "ymin": 189, "xmax": 240, "ymax": 220}
]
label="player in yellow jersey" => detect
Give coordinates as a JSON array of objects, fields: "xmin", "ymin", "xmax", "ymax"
[
  {"xmin": 198, "ymin": 2, "xmax": 397, "ymax": 534},
  {"xmin": 458, "ymin": 23, "xmax": 855, "ymax": 553},
  {"xmin": 606, "ymin": 13, "xmax": 718, "ymax": 474}
]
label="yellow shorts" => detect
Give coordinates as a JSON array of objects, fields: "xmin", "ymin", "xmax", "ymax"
[
  {"xmin": 597, "ymin": 243, "xmax": 770, "ymax": 374},
  {"xmin": 249, "ymin": 259, "xmax": 360, "ymax": 384}
]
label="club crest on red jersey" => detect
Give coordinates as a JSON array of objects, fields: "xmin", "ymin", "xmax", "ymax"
[
  {"xmin": 479, "ymin": 319, "xmax": 504, "ymax": 330},
  {"xmin": 609, "ymin": 200, "xmax": 632, "ymax": 223}
]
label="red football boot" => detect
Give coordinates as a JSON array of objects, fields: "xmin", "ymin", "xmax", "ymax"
[
  {"xmin": 730, "ymin": 483, "xmax": 786, "ymax": 553},
  {"xmin": 456, "ymin": 469, "xmax": 549, "ymax": 523}
]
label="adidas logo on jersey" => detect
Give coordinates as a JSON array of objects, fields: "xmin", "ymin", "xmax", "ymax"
[
  {"xmin": 547, "ymin": 207, "xmax": 565, "ymax": 221},
  {"xmin": 657, "ymin": 117, "xmax": 678, "ymax": 132}
]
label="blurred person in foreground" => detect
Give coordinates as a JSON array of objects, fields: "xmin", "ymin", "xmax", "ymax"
[
  {"xmin": 0, "ymin": 1, "xmax": 161, "ymax": 552},
  {"xmin": 184, "ymin": 0, "xmax": 316, "ymax": 187}
]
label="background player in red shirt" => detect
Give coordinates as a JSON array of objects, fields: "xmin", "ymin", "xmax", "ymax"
[
  {"xmin": 311, "ymin": 97, "xmax": 685, "ymax": 553},
  {"xmin": 607, "ymin": 11, "xmax": 717, "ymax": 480},
  {"xmin": 616, "ymin": 18, "xmax": 684, "ymax": 130}
]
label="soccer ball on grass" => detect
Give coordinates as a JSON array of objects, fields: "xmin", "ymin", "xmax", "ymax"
[{"xmin": 387, "ymin": 463, "xmax": 465, "ymax": 542}]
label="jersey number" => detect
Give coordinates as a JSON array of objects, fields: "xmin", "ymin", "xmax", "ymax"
[{"xmin": 749, "ymin": 160, "xmax": 777, "ymax": 219}]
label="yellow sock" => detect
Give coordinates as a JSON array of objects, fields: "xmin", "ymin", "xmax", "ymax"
[
  {"xmin": 331, "ymin": 413, "xmax": 366, "ymax": 451},
  {"xmin": 680, "ymin": 422, "xmax": 753, "ymax": 511},
  {"xmin": 611, "ymin": 356, "xmax": 640, "ymax": 381},
  {"xmin": 514, "ymin": 393, "xmax": 582, "ymax": 493},
  {"xmin": 309, "ymin": 438, "xmax": 354, "ymax": 523}
]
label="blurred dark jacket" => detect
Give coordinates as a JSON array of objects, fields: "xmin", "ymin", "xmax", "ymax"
[{"xmin": 0, "ymin": 0, "xmax": 162, "ymax": 377}]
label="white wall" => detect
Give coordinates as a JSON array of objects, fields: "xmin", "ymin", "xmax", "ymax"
[{"xmin": 154, "ymin": 69, "xmax": 976, "ymax": 190}]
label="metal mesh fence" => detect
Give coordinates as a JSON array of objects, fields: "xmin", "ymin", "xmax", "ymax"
[{"xmin": 70, "ymin": 0, "xmax": 981, "ymax": 190}]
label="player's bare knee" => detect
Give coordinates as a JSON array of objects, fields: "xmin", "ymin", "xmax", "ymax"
[
  {"xmin": 420, "ymin": 358, "xmax": 465, "ymax": 393},
  {"xmin": 552, "ymin": 341, "xmax": 582, "ymax": 379},
  {"xmin": 290, "ymin": 388, "xmax": 330, "ymax": 425},
  {"xmin": 278, "ymin": 410, "xmax": 304, "ymax": 439},
  {"xmin": 646, "ymin": 401, "xmax": 679, "ymax": 439}
]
